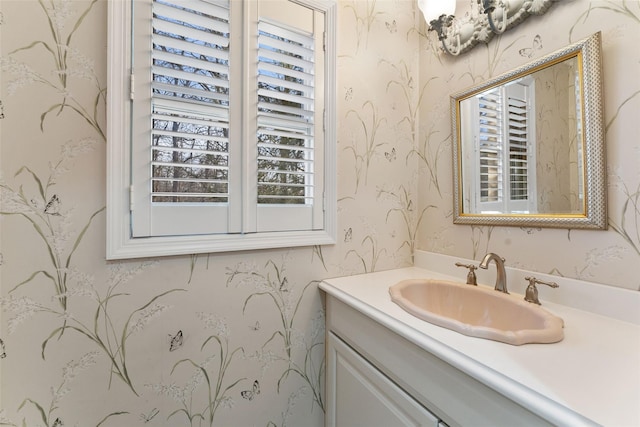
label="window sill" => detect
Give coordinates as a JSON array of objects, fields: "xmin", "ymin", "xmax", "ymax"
[{"xmin": 106, "ymin": 228, "xmax": 336, "ymax": 260}]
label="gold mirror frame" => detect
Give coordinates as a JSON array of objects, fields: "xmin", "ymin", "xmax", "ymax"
[{"xmin": 451, "ymin": 32, "xmax": 606, "ymax": 229}]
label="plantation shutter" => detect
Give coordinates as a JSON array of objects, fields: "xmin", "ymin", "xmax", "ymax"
[
  {"xmin": 477, "ymin": 88, "xmax": 504, "ymax": 212},
  {"xmin": 505, "ymin": 82, "xmax": 534, "ymax": 212},
  {"xmin": 473, "ymin": 81, "xmax": 534, "ymax": 214},
  {"xmin": 132, "ymin": 0, "xmax": 235, "ymax": 237},
  {"xmin": 129, "ymin": 0, "xmax": 329, "ymax": 239},
  {"xmin": 253, "ymin": 2, "xmax": 325, "ymax": 232},
  {"xmin": 506, "ymin": 87, "xmax": 529, "ymax": 202},
  {"xmin": 108, "ymin": 0, "xmax": 336, "ymax": 258}
]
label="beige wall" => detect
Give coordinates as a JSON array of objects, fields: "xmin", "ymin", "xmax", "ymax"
[
  {"xmin": 0, "ymin": 0, "xmax": 419, "ymax": 424},
  {"xmin": 1, "ymin": 0, "xmax": 638, "ymax": 425},
  {"xmin": 417, "ymin": 0, "xmax": 640, "ymax": 290}
]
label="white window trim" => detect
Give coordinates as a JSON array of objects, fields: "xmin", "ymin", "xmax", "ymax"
[{"xmin": 106, "ymin": 0, "xmax": 336, "ymax": 260}]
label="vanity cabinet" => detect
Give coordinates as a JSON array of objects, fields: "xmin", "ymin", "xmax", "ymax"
[
  {"xmin": 327, "ymin": 331, "xmax": 442, "ymax": 427},
  {"xmin": 325, "ymin": 295, "xmax": 554, "ymax": 427}
]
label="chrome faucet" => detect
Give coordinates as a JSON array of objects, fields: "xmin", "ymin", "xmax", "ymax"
[
  {"xmin": 455, "ymin": 262, "xmax": 478, "ymax": 286},
  {"xmin": 479, "ymin": 252, "xmax": 508, "ymax": 294},
  {"xmin": 524, "ymin": 276, "xmax": 559, "ymax": 305}
]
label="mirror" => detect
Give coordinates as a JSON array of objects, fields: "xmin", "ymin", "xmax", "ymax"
[{"xmin": 451, "ymin": 32, "xmax": 606, "ymax": 229}]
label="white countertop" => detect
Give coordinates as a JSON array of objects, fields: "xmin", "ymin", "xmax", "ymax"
[{"xmin": 320, "ymin": 252, "xmax": 640, "ymax": 427}]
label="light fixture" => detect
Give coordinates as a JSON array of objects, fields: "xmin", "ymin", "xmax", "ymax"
[
  {"xmin": 417, "ymin": 0, "xmax": 460, "ymax": 55},
  {"xmin": 479, "ymin": 0, "xmax": 508, "ymax": 34},
  {"xmin": 418, "ymin": 0, "xmax": 556, "ymax": 56}
]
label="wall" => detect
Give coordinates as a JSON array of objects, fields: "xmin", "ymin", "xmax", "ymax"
[
  {"xmin": 534, "ymin": 61, "xmax": 578, "ymax": 213},
  {"xmin": 2, "ymin": 0, "xmax": 638, "ymax": 425},
  {"xmin": 0, "ymin": 0, "xmax": 420, "ymax": 425},
  {"xmin": 417, "ymin": 0, "xmax": 640, "ymax": 291}
]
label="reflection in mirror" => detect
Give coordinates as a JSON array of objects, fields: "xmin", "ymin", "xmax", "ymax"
[
  {"xmin": 459, "ymin": 56, "xmax": 582, "ymax": 214},
  {"xmin": 451, "ymin": 32, "xmax": 606, "ymax": 229}
]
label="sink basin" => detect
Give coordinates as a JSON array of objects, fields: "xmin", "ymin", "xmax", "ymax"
[{"xmin": 389, "ymin": 279, "xmax": 564, "ymax": 345}]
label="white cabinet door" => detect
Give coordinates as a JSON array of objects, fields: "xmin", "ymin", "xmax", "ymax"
[{"xmin": 326, "ymin": 332, "xmax": 440, "ymax": 427}]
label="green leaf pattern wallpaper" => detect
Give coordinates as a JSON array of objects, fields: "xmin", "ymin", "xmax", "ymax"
[
  {"xmin": 416, "ymin": 0, "xmax": 640, "ymax": 288},
  {"xmin": 0, "ymin": 0, "xmax": 638, "ymax": 425}
]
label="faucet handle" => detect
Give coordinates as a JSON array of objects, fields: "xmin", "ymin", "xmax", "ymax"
[
  {"xmin": 455, "ymin": 262, "xmax": 478, "ymax": 286},
  {"xmin": 524, "ymin": 276, "xmax": 559, "ymax": 305}
]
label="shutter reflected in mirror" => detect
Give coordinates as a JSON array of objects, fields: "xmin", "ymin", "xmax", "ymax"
[
  {"xmin": 473, "ymin": 79, "xmax": 534, "ymax": 214},
  {"xmin": 507, "ymin": 93, "xmax": 529, "ymax": 202},
  {"xmin": 478, "ymin": 89, "xmax": 503, "ymax": 206}
]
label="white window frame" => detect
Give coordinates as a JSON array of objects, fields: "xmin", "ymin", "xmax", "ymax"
[{"xmin": 106, "ymin": 0, "xmax": 336, "ymax": 259}]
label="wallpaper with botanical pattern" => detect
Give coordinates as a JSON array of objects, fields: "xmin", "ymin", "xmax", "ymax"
[
  {"xmin": 0, "ymin": 0, "xmax": 638, "ymax": 426},
  {"xmin": 0, "ymin": 0, "xmax": 418, "ymax": 425},
  {"xmin": 417, "ymin": 0, "xmax": 640, "ymax": 291}
]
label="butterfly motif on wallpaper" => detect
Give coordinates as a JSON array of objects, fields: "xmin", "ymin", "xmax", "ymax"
[
  {"xmin": 344, "ymin": 87, "xmax": 353, "ymax": 101},
  {"xmin": 384, "ymin": 148, "xmax": 396, "ymax": 162},
  {"xmin": 521, "ymin": 227, "xmax": 542, "ymax": 235},
  {"xmin": 278, "ymin": 277, "xmax": 289, "ymax": 292},
  {"xmin": 519, "ymin": 34, "xmax": 542, "ymax": 58},
  {"xmin": 169, "ymin": 330, "xmax": 183, "ymax": 352},
  {"xmin": 241, "ymin": 380, "xmax": 260, "ymax": 401},
  {"xmin": 385, "ymin": 20, "xmax": 397, "ymax": 33},
  {"xmin": 52, "ymin": 418, "xmax": 63, "ymax": 427},
  {"xmin": 344, "ymin": 227, "xmax": 353, "ymax": 243},
  {"xmin": 44, "ymin": 194, "xmax": 61, "ymax": 216},
  {"xmin": 407, "ymin": 199, "xmax": 414, "ymax": 212},
  {"xmin": 249, "ymin": 321, "xmax": 261, "ymax": 331},
  {"xmin": 0, "ymin": 100, "xmax": 5, "ymax": 119},
  {"xmin": 140, "ymin": 408, "xmax": 159, "ymax": 423},
  {"xmin": 0, "ymin": 337, "xmax": 6, "ymax": 358}
]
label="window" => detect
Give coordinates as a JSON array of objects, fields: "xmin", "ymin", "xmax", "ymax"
[
  {"xmin": 107, "ymin": 0, "xmax": 336, "ymax": 259},
  {"xmin": 471, "ymin": 78, "xmax": 536, "ymax": 214}
]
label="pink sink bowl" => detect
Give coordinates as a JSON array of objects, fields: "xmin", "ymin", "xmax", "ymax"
[{"xmin": 389, "ymin": 279, "xmax": 564, "ymax": 346}]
